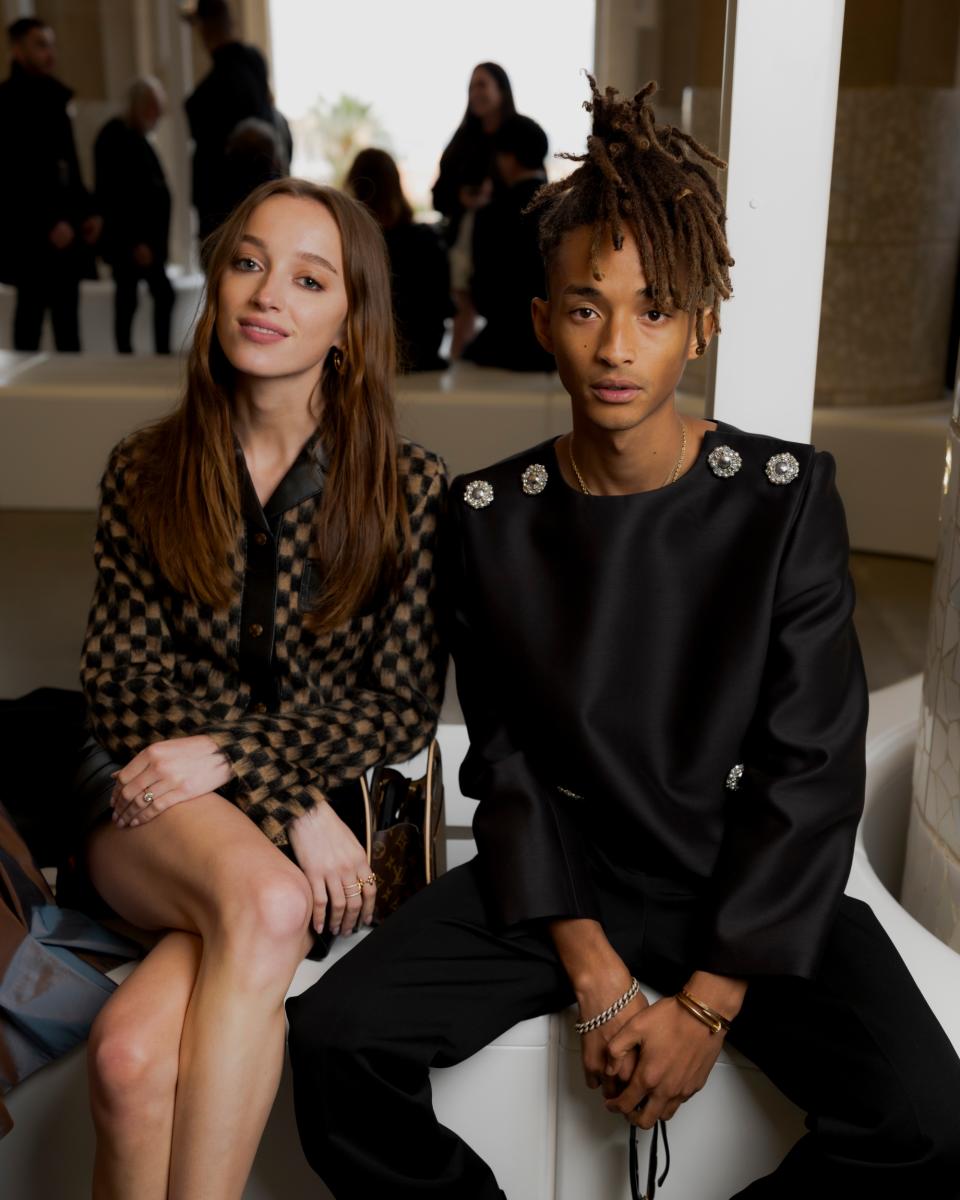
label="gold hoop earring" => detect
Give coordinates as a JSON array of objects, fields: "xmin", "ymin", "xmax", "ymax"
[{"xmin": 330, "ymin": 347, "xmax": 345, "ymax": 374}]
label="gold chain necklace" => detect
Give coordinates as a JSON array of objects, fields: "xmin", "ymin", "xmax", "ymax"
[{"xmin": 569, "ymin": 419, "xmax": 688, "ymax": 496}]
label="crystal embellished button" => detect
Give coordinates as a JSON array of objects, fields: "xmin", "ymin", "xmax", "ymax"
[
  {"xmin": 464, "ymin": 479, "xmax": 494, "ymax": 509},
  {"xmin": 726, "ymin": 763, "xmax": 744, "ymax": 791},
  {"xmin": 521, "ymin": 463, "xmax": 548, "ymax": 495},
  {"xmin": 708, "ymin": 445, "xmax": 742, "ymax": 478},
  {"xmin": 765, "ymin": 453, "xmax": 800, "ymax": 485}
]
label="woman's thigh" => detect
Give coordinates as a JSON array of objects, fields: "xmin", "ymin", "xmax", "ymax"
[{"xmin": 86, "ymin": 792, "xmax": 309, "ymax": 936}]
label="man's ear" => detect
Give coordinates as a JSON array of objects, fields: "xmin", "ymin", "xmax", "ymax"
[
  {"xmin": 531, "ymin": 297, "xmax": 553, "ymax": 353},
  {"xmin": 686, "ymin": 306, "xmax": 716, "ymax": 360}
]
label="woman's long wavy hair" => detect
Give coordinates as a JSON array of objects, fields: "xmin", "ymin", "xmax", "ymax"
[
  {"xmin": 125, "ymin": 177, "xmax": 408, "ymax": 632},
  {"xmin": 346, "ymin": 148, "xmax": 414, "ymax": 231}
]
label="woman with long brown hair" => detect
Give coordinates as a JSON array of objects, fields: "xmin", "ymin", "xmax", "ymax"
[
  {"xmin": 72, "ymin": 177, "xmax": 446, "ymax": 1198},
  {"xmin": 432, "ymin": 62, "xmax": 516, "ymax": 357},
  {"xmin": 346, "ymin": 147, "xmax": 452, "ymax": 372}
]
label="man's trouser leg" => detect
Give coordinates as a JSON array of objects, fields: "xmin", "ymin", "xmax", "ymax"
[
  {"xmin": 13, "ymin": 281, "xmax": 46, "ymax": 351},
  {"xmin": 146, "ymin": 263, "xmax": 174, "ymax": 354},
  {"xmin": 289, "ymin": 869, "xmax": 960, "ymax": 1200},
  {"xmin": 113, "ymin": 267, "xmax": 138, "ymax": 354},
  {"xmin": 286, "ymin": 861, "xmax": 573, "ymax": 1200},
  {"xmin": 706, "ymin": 898, "xmax": 960, "ymax": 1200},
  {"xmin": 49, "ymin": 262, "xmax": 80, "ymax": 352}
]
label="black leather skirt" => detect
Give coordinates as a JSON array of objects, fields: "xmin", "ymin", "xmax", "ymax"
[
  {"xmin": 73, "ymin": 734, "xmax": 119, "ymax": 833},
  {"xmin": 55, "ymin": 734, "xmax": 122, "ymax": 917}
]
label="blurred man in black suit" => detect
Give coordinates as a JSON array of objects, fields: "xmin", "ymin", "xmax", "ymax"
[
  {"xmin": 0, "ymin": 17, "xmax": 100, "ymax": 351},
  {"xmin": 95, "ymin": 78, "xmax": 174, "ymax": 354},
  {"xmin": 184, "ymin": 0, "xmax": 290, "ymax": 239}
]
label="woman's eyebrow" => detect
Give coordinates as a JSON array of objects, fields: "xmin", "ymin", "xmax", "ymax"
[{"xmin": 239, "ymin": 234, "xmax": 339, "ymax": 276}]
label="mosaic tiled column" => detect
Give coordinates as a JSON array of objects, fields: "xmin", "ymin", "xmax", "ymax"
[
  {"xmin": 685, "ymin": 87, "xmax": 960, "ymax": 409},
  {"xmin": 901, "ymin": 394, "xmax": 960, "ymax": 950},
  {"xmin": 816, "ymin": 89, "xmax": 960, "ymax": 408}
]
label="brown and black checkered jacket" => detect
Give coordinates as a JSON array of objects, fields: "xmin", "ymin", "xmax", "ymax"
[{"xmin": 81, "ymin": 433, "xmax": 447, "ymax": 844}]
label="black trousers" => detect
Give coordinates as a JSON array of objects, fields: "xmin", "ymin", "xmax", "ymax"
[
  {"xmin": 13, "ymin": 266, "xmax": 80, "ymax": 351},
  {"xmin": 112, "ymin": 262, "xmax": 174, "ymax": 354},
  {"xmin": 287, "ymin": 861, "xmax": 960, "ymax": 1200}
]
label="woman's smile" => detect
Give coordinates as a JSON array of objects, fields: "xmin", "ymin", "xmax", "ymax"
[{"xmin": 237, "ymin": 317, "xmax": 290, "ymax": 343}]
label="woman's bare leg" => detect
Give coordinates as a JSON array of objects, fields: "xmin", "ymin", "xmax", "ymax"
[
  {"xmin": 89, "ymin": 931, "xmax": 201, "ymax": 1200},
  {"xmin": 86, "ymin": 793, "xmax": 313, "ymax": 1200}
]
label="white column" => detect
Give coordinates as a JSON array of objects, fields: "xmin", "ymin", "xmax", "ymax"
[{"xmin": 711, "ymin": 0, "xmax": 845, "ymax": 443}]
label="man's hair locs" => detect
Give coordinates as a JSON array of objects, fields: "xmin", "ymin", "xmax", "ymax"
[{"xmin": 528, "ymin": 76, "xmax": 734, "ymax": 354}]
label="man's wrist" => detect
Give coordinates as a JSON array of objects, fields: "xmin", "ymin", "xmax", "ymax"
[
  {"xmin": 548, "ymin": 918, "xmax": 627, "ymax": 999},
  {"xmin": 683, "ymin": 970, "xmax": 747, "ymax": 1022}
]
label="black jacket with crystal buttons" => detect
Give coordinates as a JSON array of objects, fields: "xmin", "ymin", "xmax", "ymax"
[{"xmin": 448, "ymin": 422, "xmax": 867, "ymax": 980}]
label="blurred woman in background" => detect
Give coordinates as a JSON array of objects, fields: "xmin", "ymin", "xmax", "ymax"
[
  {"xmin": 432, "ymin": 62, "xmax": 515, "ymax": 357},
  {"xmin": 347, "ymin": 148, "xmax": 452, "ymax": 372}
]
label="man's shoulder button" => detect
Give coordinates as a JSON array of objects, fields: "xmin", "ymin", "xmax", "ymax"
[
  {"xmin": 765, "ymin": 452, "xmax": 800, "ymax": 486},
  {"xmin": 464, "ymin": 480, "xmax": 494, "ymax": 510},
  {"xmin": 521, "ymin": 463, "xmax": 549, "ymax": 495},
  {"xmin": 708, "ymin": 445, "xmax": 742, "ymax": 479}
]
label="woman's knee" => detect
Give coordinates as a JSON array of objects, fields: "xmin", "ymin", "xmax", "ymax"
[
  {"xmin": 215, "ymin": 865, "xmax": 313, "ymax": 979},
  {"xmin": 88, "ymin": 1005, "xmax": 178, "ymax": 1122}
]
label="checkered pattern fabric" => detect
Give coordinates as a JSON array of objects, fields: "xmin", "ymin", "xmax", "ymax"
[{"xmin": 81, "ymin": 437, "xmax": 447, "ymax": 844}]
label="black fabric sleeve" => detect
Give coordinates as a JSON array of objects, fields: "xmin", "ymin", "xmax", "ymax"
[
  {"xmin": 431, "ymin": 140, "xmax": 463, "ymax": 219},
  {"xmin": 700, "ymin": 452, "xmax": 868, "ymax": 979},
  {"xmin": 446, "ymin": 494, "xmax": 602, "ymax": 927}
]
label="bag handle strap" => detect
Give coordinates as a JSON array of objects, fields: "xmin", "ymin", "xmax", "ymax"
[
  {"xmin": 423, "ymin": 739, "xmax": 440, "ymax": 882},
  {"xmin": 356, "ymin": 774, "xmax": 374, "ymax": 862}
]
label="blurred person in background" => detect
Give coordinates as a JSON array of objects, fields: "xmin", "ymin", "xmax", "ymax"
[
  {"xmin": 347, "ymin": 148, "xmax": 452, "ymax": 372},
  {"xmin": 464, "ymin": 114, "xmax": 553, "ymax": 373},
  {"xmin": 432, "ymin": 62, "xmax": 515, "ymax": 357},
  {"xmin": 213, "ymin": 116, "xmax": 288, "ymax": 241},
  {"xmin": 184, "ymin": 0, "xmax": 291, "ymax": 239},
  {"xmin": 94, "ymin": 77, "xmax": 174, "ymax": 355},
  {"xmin": 0, "ymin": 17, "xmax": 101, "ymax": 351}
]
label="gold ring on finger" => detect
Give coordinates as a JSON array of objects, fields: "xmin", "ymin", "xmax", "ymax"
[
  {"xmin": 344, "ymin": 884, "xmax": 362, "ymax": 898},
  {"xmin": 142, "ymin": 790, "xmax": 155, "ymax": 806},
  {"xmin": 358, "ymin": 874, "xmax": 377, "ymax": 887}
]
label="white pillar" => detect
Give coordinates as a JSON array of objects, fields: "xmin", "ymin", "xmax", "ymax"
[{"xmin": 711, "ymin": 0, "xmax": 845, "ymax": 443}]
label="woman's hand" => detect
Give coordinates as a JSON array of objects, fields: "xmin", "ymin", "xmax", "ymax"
[
  {"xmin": 111, "ymin": 735, "xmax": 233, "ymax": 827},
  {"xmin": 288, "ymin": 802, "xmax": 376, "ymax": 937},
  {"xmin": 458, "ymin": 180, "xmax": 493, "ymax": 211}
]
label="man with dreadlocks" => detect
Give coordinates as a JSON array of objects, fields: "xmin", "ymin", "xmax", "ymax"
[{"xmin": 287, "ymin": 80, "xmax": 960, "ymax": 1198}]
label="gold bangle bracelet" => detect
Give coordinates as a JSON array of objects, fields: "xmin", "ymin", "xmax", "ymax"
[{"xmin": 675, "ymin": 989, "xmax": 732, "ymax": 1036}]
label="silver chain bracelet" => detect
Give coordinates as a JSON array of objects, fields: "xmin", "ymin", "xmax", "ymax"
[{"xmin": 574, "ymin": 977, "xmax": 641, "ymax": 1035}]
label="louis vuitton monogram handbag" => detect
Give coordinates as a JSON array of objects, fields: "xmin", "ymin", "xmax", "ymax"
[
  {"xmin": 365, "ymin": 739, "xmax": 445, "ymax": 915},
  {"xmin": 343, "ymin": 739, "xmax": 446, "ymax": 920}
]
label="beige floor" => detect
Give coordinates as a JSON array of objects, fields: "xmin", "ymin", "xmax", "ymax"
[{"xmin": 0, "ymin": 510, "xmax": 935, "ymax": 699}]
